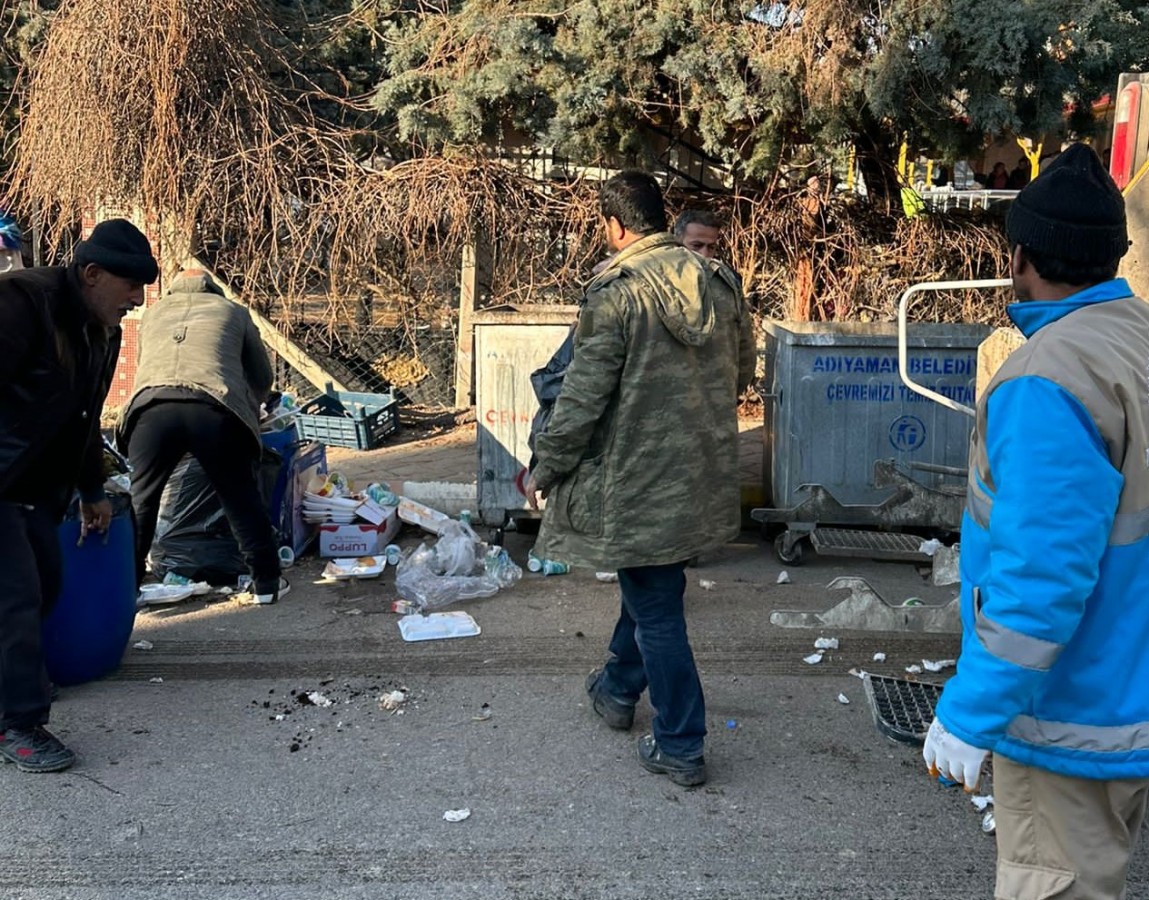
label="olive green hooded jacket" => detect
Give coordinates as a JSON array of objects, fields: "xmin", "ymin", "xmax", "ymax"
[{"xmin": 533, "ymin": 232, "xmax": 756, "ymax": 570}]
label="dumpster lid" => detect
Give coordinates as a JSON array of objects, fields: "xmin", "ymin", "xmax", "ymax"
[
  {"xmin": 473, "ymin": 304, "xmax": 580, "ymax": 327},
  {"xmin": 765, "ymin": 319, "xmax": 991, "ymax": 349}
]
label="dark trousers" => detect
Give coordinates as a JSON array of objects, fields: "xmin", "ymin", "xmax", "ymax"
[
  {"xmin": 0, "ymin": 502, "xmax": 62, "ymax": 731},
  {"xmin": 599, "ymin": 561, "xmax": 707, "ymax": 758},
  {"xmin": 127, "ymin": 400, "xmax": 279, "ymax": 593}
]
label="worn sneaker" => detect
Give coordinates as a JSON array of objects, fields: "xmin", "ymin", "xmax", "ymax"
[
  {"xmin": 0, "ymin": 726, "xmax": 76, "ymax": 773},
  {"xmin": 246, "ymin": 578, "xmax": 291, "ymax": 606},
  {"xmin": 585, "ymin": 668, "xmax": 635, "ymax": 730},
  {"xmin": 637, "ymin": 734, "xmax": 706, "ymax": 787}
]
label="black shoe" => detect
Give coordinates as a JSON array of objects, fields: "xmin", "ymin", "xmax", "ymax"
[
  {"xmin": 585, "ymin": 668, "xmax": 635, "ymax": 730},
  {"xmin": 0, "ymin": 726, "xmax": 76, "ymax": 773},
  {"xmin": 637, "ymin": 734, "xmax": 706, "ymax": 786}
]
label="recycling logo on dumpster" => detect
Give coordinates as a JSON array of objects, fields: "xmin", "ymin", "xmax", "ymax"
[{"xmin": 889, "ymin": 415, "xmax": 926, "ymax": 452}]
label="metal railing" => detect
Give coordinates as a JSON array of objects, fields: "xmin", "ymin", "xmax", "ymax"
[{"xmin": 897, "ymin": 279, "xmax": 1012, "ymax": 417}]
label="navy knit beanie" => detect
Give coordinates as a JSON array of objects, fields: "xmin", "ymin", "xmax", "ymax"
[
  {"xmin": 73, "ymin": 219, "xmax": 159, "ymax": 284},
  {"xmin": 1006, "ymin": 143, "xmax": 1129, "ymax": 265}
]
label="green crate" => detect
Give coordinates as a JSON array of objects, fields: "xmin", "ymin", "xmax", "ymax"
[{"xmin": 296, "ymin": 389, "xmax": 399, "ymax": 450}]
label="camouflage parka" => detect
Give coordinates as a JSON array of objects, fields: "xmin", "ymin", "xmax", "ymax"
[{"xmin": 532, "ymin": 232, "xmax": 756, "ymax": 570}]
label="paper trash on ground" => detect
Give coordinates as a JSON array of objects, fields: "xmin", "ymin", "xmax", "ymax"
[
  {"xmin": 837, "ymin": 693, "xmax": 850, "ymax": 705},
  {"xmin": 905, "ymin": 664, "xmax": 923, "ymax": 674},
  {"xmin": 379, "ymin": 689, "xmax": 407, "ymax": 711},
  {"xmin": 919, "ymin": 539, "xmax": 943, "ymax": 557},
  {"xmin": 803, "ymin": 652, "xmax": 824, "ymax": 665},
  {"xmin": 873, "ymin": 652, "xmax": 887, "ymax": 662},
  {"xmin": 777, "ymin": 571, "xmax": 791, "ymax": 584},
  {"xmin": 814, "ymin": 637, "xmax": 839, "ymax": 650},
  {"xmin": 699, "ymin": 579, "xmax": 716, "ymax": 591},
  {"xmin": 306, "ymin": 691, "xmax": 334, "ymax": 708},
  {"xmin": 922, "ymin": 658, "xmax": 956, "ymax": 673},
  {"xmin": 971, "ymin": 795, "xmax": 994, "ymax": 812},
  {"xmin": 132, "ymin": 640, "xmax": 154, "ymax": 651},
  {"xmin": 443, "ymin": 808, "xmax": 471, "ymax": 823}
]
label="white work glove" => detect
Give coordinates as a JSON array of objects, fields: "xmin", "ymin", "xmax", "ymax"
[{"xmin": 923, "ymin": 717, "xmax": 989, "ymax": 791}]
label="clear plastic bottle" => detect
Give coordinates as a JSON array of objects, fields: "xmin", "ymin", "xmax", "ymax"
[{"xmin": 485, "ymin": 546, "xmax": 523, "ymax": 588}]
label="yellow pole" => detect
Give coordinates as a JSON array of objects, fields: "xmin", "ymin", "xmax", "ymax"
[
  {"xmin": 925, "ymin": 160, "xmax": 934, "ymax": 187},
  {"xmin": 847, "ymin": 145, "xmax": 856, "ymax": 192},
  {"xmin": 898, "ymin": 136, "xmax": 908, "ymax": 181}
]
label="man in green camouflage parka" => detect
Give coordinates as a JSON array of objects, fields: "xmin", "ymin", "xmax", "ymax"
[{"xmin": 527, "ymin": 171, "xmax": 756, "ymax": 786}]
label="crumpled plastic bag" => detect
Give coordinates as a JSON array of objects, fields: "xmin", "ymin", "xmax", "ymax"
[{"xmin": 395, "ymin": 521, "xmax": 522, "ymax": 612}]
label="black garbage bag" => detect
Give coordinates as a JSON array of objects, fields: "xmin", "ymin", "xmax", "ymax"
[{"xmin": 147, "ymin": 451, "xmax": 280, "ymax": 585}]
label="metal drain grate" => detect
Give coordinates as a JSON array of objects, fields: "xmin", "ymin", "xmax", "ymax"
[
  {"xmin": 810, "ymin": 528, "xmax": 932, "ymax": 562},
  {"xmin": 863, "ymin": 673, "xmax": 943, "ymax": 744}
]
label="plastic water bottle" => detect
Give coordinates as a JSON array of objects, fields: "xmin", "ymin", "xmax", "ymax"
[
  {"xmin": 384, "ymin": 544, "xmax": 402, "ymax": 567},
  {"xmin": 485, "ymin": 546, "xmax": 523, "ymax": 588}
]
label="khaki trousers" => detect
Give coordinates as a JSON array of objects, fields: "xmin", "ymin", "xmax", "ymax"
[{"xmin": 993, "ymin": 753, "xmax": 1149, "ymax": 900}]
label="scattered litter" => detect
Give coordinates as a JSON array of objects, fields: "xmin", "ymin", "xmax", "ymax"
[
  {"xmin": 971, "ymin": 794, "xmax": 994, "ymax": 812},
  {"xmin": 274, "ymin": 714, "xmax": 286, "ymax": 722},
  {"xmin": 902, "ymin": 597, "xmax": 924, "ymax": 607},
  {"xmin": 132, "ymin": 640, "xmax": 154, "ymax": 651},
  {"xmin": 848, "ymin": 667, "xmax": 867, "ymax": 679},
  {"xmin": 306, "ymin": 691, "xmax": 334, "ymax": 708},
  {"xmin": 595, "ymin": 571, "xmax": 619, "ymax": 583},
  {"xmin": 803, "ymin": 653, "xmax": 824, "ymax": 665},
  {"xmin": 981, "ymin": 811, "xmax": 996, "ymax": 834},
  {"xmin": 389, "ymin": 599, "xmax": 418, "ymax": 615},
  {"xmin": 923, "ymin": 658, "xmax": 957, "ymax": 673},
  {"xmin": 776, "ymin": 570, "xmax": 791, "ymax": 585},
  {"xmin": 395, "ymin": 522, "xmax": 520, "ymax": 612},
  {"xmin": 699, "ymin": 579, "xmax": 716, "ymax": 591},
  {"xmin": 149, "ymin": 677, "xmax": 164, "ymax": 684},
  {"xmin": 398, "ymin": 497, "xmax": 453, "ymax": 535},
  {"xmin": 137, "ymin": 584, "xmax": 198, "ymax": 607},
  {"xmin": 905, "ymin": 664, "xmax": 923, "ymax": 674},
  {"xmin": 814, "ymin": 637, "xmax": 839, "ymax": 651},
  {"xmin": 443, "ymin": 808, "xmax": 472, "ymax": 823},
  {"xmin": 398, "ymin": 611, "xmax": 482, "ymax": 642},
  {"xmin": 873, "ymin": 652, "xmax": 887, "ymax": 662},
  {"xmin": 472, "ymin": 703, "xmax": 493, "ymax": 722},
  {"xmin": 527, "ymin": 552, "xmax": 570, "ymax": 576},
  {"xmin": 933, "ymin": 544, "xmax": 961, "ymax": 586},
  {"xmin": 379, "ymin": 689, "xmax": 408, "ymax": 711},
  {"xmin": 322, "ymin": 556, "xmax": 386, "ymax": 580},
  {"xmin": 918, "ymin": 539, "xmax": 943, "ymax": 557},
  {"xmin": 837, "ymin": 693, "xmax": 850, "ymax": 705},
  {"xmin": 341, "ymin": 608, "xmax": 364, "ymax": 616},
  {"xmin": 726, "ymin": 719, "xmax": 738, "ymax": 730}
]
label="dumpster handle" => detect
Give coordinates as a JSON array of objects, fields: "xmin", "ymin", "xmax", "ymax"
[{"xmin": 897, "ymin": 279, "xmax": 1012, "ymax": 418}]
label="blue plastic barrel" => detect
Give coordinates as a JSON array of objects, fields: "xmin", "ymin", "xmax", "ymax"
[{"xmin": 42, "ymin": 495, "xmax": 138, "ymax": 686}]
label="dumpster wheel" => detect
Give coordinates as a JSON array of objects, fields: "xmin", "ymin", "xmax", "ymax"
[{"xmin": 775, "ymin": 532, "xmax": 806, "ymax": 566}]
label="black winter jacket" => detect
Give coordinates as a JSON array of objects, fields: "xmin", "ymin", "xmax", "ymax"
[{"xmin": 0, "ymin": 266, "xmax": 118, "ymax": 515}]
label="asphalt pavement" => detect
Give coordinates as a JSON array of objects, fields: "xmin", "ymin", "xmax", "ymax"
[{"xmin": 7, "ymin": 530, "xmax": 1148, "ymax": 899}]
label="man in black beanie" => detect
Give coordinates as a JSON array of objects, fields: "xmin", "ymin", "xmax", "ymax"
[
  {"xmin": 923, "ymin": 144, "xmax": 1149, "ymax": 898},
  {"xmin": 0, "ymin": 218, "xmax": 157, "ymax": 773}
]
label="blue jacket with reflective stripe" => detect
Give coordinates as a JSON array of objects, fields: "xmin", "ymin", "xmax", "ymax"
[{"xmin": 937, "ymin": 279, "xmax": 1149, "ymax": 780}]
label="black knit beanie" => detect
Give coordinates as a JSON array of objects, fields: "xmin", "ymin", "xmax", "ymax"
[
  {"xmin": 1006, "ymin": 143, "xmax": 1129, "ymax": 265},
  {"xmin": 73, "ymin": 218, "xmax": 159, "ymax": 284}
]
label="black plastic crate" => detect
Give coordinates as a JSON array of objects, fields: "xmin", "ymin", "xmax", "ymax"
[
  {"xmin": 296, "ymin": 389, "xmax": 399, "ymax": 450},
  {"xmin": 863, "ymin": 673, "xmax": 943, "ymax": 744}
]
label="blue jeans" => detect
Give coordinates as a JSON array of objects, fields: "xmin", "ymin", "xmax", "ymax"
[{"xmin": 598, "ymin": 561, "xmax": 706, "ymax": 758}]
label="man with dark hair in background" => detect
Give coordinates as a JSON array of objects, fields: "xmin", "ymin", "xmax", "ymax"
[
  {"xmin": 923, "ymin": 143, "xmax": 1149, "ymax": 898},
  {"xmin": 526, "ymin": 171, "xmax": 755, "ymax": 787},
  {"xmin": 673, "ymin": 208, "xmax": 723, "ymax": 260},
  {"xmin": 0, "ymin": 219, "xmax": 158, "ymax": 773}
]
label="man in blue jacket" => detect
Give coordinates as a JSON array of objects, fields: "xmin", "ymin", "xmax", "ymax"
[{"xmin": 924, "ymin": 144, "xmax": 1149, "ymax": 898}]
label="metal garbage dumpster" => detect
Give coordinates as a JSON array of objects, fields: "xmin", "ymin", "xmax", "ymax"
[
  {"xmin": 752, "ymin": 320, "xmax": 992, "ymax": 563},
  {"xmin": 473, "ymin": 304, "xmax": 580, "ymax": 531}
]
